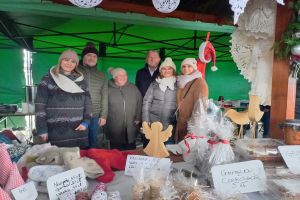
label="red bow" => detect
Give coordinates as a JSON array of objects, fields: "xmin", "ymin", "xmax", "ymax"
[{"xmin": 184, "ymin": 133, "xmax": 206, "ymax": 154}]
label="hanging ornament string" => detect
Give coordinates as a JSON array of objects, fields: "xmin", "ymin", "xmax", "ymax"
[
  {"xmin": 152, "ymin": 0, "xmax": 180, "ymax": 13},
  {"xmin": 69, "ymin": 0, "xmax": 103, "ymax": 8}
]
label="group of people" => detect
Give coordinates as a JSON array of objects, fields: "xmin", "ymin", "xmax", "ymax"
[{"xmin": 35, "ymin": 43, "xmax": 209, "ymax": 151}]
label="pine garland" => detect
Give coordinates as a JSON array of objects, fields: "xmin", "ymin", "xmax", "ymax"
[{"xmin": 274, "ymin": 1, "xmax": 300, "ymax": 59}]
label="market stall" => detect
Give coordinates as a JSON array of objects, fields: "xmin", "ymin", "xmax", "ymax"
[
  {"xmin": 1, "ymin": 97, "xmax": 300, "ymax": 200},
  {"xmin": 0, "ymin": 0, "xmax": 300, "ymax": 200}
]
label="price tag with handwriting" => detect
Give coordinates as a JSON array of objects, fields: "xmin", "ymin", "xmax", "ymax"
[
  {"xmin": 11, "ymin": 181, "xmax": 38, "ymax": 200},
  {"xmin": 124, "ymin": 155, "xmax": 171, "ymax": 176},
  {"xmin": 46, "ymin": 167, "xmax": 87, "ymax": 200},
  {"xmin": 211, "ymin": 160, "xmax": 266, "ymax": 195},
  {"xmin": 279, "ymin": 145, "xmax": 300, "ymax": 174}
]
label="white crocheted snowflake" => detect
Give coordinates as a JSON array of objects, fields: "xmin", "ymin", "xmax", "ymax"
[
  {"xmin": 152, "ymin": 0, "xmax": 180, "ymax": 13},
  {"xmin": 69, "ymin": 0, "xmax": 103, "ymax": 8}
]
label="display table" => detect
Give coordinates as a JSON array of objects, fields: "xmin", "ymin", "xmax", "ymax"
[
  {"xmin": 35, "ymin": 160, "xmax": 286, "ymax": 200},
  {"xmin": 90, "ymin": 162, "xmax": 271, "ymax": 200},
  {"xmin": 32, "ymin": 147, "xmax": 289, "ymax": 200},
  {"xmin": 90, "ymin": 162, "xmax": 198, "ymax": 200}
]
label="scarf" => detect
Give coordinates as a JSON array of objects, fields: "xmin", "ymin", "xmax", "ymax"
[
  {"xmin": 50, "ymin": 66, "xmax": 84, "ymax": 93},
  {"xmin": 155, "ymin": 76, "xmax": 176, "ymax": 92},
  {"xmin": 177, "ymin": 71, "xmax": 202, "ymax": 88}
]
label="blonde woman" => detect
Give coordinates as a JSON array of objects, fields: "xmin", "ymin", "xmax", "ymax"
[{"xmin": 35, "ymin": 49, "xmax": 92, "ymax": 148}]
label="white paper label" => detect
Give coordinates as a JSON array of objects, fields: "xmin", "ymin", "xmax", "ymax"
[
  {"xmin": 211, "ymin": 160, "xmax": 266, "ymax": 194},
  {"xmin": 11, "ymin": 182, "xmax": 38, "ymax": 200},
  {"xmin": 278, "ymin": 145, "xmax": 300, "ymax": 174},
  {"xmin": 124, "ymin": 155, "xmax": 171, "ymax": 176},
  {"xmin": 46, "ymin": 167, "xmax": 87, "ymax": 200}
]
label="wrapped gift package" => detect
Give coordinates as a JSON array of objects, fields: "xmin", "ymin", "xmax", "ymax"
[
  {"xmin": 235, "ymin": 138, "xmax": 284, "ymax": 162},
  {"xmin": 266, "ymin": 177, "xmax": 300, "ymax": 200}
]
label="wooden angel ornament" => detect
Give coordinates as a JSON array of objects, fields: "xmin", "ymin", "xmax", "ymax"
[{"xmin": 142, "ymin": 122, "xmax": 173, "ymax": 158}]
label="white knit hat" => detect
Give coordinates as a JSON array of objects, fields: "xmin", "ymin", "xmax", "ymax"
[
  {"xmin": 108, "ymin": 67, "xmax": 127, "ymax": 79},
  {"xmin": 181, "ymin": 58, "xmax": 197, "ymax": 70},
  {"xmin": 159, "ymin": 57, "xmax": 176, "ymax": 72}
]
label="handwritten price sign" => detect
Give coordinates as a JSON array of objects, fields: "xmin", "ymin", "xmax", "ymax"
[
  {"xmin": 11, "ymin": 182, "xmax": 38, "ymax": 200},
  {"xmin": 211, "ymin": 160, "xmax": 266, "ymax": 195},
  {"xmin": 279, "ymin": 145, "xmax": 300, "ymax": 174},
  {"xmin": 124, "ymin": 155, "xmax": 171, "ymax": 176},
  {"xmin": 47, "ymin": 167, "xmax": 87, "ymax": 200}
]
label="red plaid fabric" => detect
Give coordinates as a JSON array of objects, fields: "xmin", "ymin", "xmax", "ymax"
[
  {"xmin": 4, "ymin": 163, "xmax": 24, "ymax": 193},
  {"xmin": 0, "ymin": 187, "xmax": 11, "ymax": 200},
  {"xmin": 0, "ymin": 144, "xmax": 13, "ymax": 186}
]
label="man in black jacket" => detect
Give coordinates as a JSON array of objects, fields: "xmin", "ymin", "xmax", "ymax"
[{"xmin": 135, "ymin": 50, "xmax": 161, "ymax": 97}]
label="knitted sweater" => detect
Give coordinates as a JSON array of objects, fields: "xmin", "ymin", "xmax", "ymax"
[
  {"xmin": 35, "ymin": 68, "xmax": 92, "ymax": 147},
  {"xmin": 79, "ymin": 65, "xmax": 108, "ymax": 118}
]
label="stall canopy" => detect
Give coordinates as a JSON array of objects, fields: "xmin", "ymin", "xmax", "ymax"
[{"xmin": 0, "ymin": 0, "xmax": 250, "ymax": 104}]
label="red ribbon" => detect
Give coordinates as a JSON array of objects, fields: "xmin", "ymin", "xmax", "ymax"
[
  {"xmin": 207, "ymin": 139, "xmax": 230, "ymax": 145},
  {"xmin": 183, "ymin": 134, "xmax": 230, "ymax": 154},
  {"xmin": 184, "ymin": 133, "xmax": 206, "ymax": 154},
  {"xmin": 220, "ymin": 139, "xmax": 229, "ymax": 144},
  {"xmin": 207, "ymin": 139, "xmax": 218, "ymax": 145}
]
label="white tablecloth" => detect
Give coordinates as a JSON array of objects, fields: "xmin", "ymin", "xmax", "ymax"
[{"xmin": 37, "ymin": 162, "xmax": 272, "ymax": 200}]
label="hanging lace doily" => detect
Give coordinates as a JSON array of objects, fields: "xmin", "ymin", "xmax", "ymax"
[
  {"xmin": 230, "ymin": 31, "xmax": 256, "ymax": 82},
  {"xmin": 231, "ymin": 31, "xmax": 274, "ymax": 105},
  {"xmin": 229, "ymin": 0, "xmax": 249, "ymax": 24},
  {"xmin": 230, "ymin": 0, "xmax": 277, "ymax": 105},
  {"xmin": 238, "ymin": 0, "xmax": 276, "ymax": 39},
  {"xmin": 152, "ymin": 0, "xmax": 180, "ymax": 13},
  {"xmin": 230, "ymin": 0, "xmax": 284, "ymax": 24},
  {"xmin": 69, "ymin": 0, "xmax": 103, "ymax": 8}
]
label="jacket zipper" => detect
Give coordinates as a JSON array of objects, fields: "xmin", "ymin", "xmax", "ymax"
[{"xmin": 119, "ymin": 87, "xmax": 128, "ymax": 142}]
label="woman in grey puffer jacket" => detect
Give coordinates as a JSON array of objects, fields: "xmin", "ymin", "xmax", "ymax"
[{"xmin": 142, "ymin": 57, "xmax": 177, "ymax": 145}]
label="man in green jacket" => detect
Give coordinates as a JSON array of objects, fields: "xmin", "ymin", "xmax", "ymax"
[{"xmin": 79, "ymin": 42, "xmax": 108, "ymax": 148}]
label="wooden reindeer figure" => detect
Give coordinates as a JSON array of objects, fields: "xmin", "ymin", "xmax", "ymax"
[{"xmin": 142, "ymin": 121, "xmax": 173, "ymax": 158}]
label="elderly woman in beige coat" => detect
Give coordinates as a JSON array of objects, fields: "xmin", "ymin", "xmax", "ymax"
[
  {"xmin": 105, "ymin": 67, "xmax": 142, "ymax": 150},
  {"xmin": 176, "ymin": 58, "xmax": 209, "ymax": 143}
]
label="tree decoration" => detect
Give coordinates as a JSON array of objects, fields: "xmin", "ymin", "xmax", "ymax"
[
  {"xmin": 142, "ymin": 122, "xmax": 172, "ymax": 158},
  {"xmin": 152, "ymin": 0, "xmax": 180, "ymax": 13},
  {"xmin": 69, "ymin": 0, "xmax": 103, "ymax": 8},
  {"xmin": 197, "ymin": 32, "xmax": 218, "ymax": 78},
  {"xmin": 274, "ymin": 1, "xmax": 300, "ymax": 60}
]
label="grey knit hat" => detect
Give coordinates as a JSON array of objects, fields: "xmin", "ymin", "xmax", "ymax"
[{"xmin": 58, "ymin": 50, "xmax": 79, "ymax": 65}]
